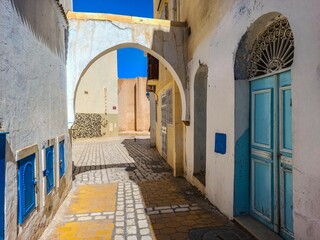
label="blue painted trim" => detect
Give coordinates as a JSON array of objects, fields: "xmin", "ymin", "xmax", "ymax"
[
  {"xmin": 234, "ymin": 129, "xmax": 250, "ymax": 216},
  {"xmin": 215, "ymin": 133, "xmax": 227, "ymax": 154},
  {"xmin": 0, "ymin": 134, "xmax": 6, "ymax": 239},
  {"xmin": 45, "ymin": 146, "xmax": 54, "ymax": 194},
  {"xmin": 59, "ymin": 141, "xmax": 65, "ymax": 178},
  {"xmin": 18, "ymin": 154, "xmax": 36, "ymax": 224}
]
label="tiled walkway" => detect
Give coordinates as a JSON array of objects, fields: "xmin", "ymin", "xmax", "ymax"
[{"xmin": 40, "ymin": 136, "xmax": 252, "ymax": 240}]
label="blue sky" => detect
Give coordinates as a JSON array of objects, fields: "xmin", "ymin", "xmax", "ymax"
[{"xmin": 73, "ymin": 0, "xmax": 153, "ymax": 78}]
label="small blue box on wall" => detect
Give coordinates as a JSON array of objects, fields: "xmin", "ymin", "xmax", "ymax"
[{"xmin": 215, "ymin": 133, "xmax": 227, "ymax": 154}]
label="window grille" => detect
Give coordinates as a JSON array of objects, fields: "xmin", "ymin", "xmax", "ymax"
[{"xmin": 248, "ymin": 17, "xmax": 294, "ymax": 78}]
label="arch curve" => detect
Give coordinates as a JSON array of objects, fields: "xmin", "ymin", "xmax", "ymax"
[
  {"xmin": 67, "ymin": 14, "xmax": 188, "ymax": 127},
  {"xmin": 73, "ymin": 43, "xmax": 186, "ymax": 122},
  {"xmin": 234, "ymin": 12, "xmax": 295, "ymax": 80}
]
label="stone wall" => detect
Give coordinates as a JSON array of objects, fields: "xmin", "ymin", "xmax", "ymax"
[
  {"xmin": 0, "ymin": 0, "xmax": 72, "ymax": 239},
  {"xmin": 118, "ymin": 78, "xmax": 150, "ymax": 132},
  {"xmin": 72, "ymin": 113, "xmax": 118, "ymax": 139}
]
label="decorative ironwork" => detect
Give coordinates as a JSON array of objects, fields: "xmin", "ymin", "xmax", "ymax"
[{"xmin": 248, "ymin": 18, "xmax": 294, "ymax": 78}]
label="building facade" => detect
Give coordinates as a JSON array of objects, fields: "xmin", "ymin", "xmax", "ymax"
[
  {"xmin": 118, "ymin": 77, "xmax": 150, "ymax": 133},
  {"xmin": 154, "ymin": 0, "xmax": 320, "ymax": 239},
  {"xmin": 0, "ymin": 0, "xmax": 73, "ymax": 239}
]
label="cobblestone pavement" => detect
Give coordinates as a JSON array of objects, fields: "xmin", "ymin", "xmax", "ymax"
[{"xmin": 40, "ymin": 136, "xmax": 253, "ymax": 240}]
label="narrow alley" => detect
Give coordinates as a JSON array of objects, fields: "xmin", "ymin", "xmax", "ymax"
[{"xmin": 40, "ymin": 136, "xmax": 253, "ymax": 240}]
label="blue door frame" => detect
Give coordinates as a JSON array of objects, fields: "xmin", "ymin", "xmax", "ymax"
[
  {"xmin": 234, "ymin": 70, "xmax": 293, "ymax": 240},
  {"xmin": 0, "ymin": 133, "xmax": 8, "ymax": 240}
]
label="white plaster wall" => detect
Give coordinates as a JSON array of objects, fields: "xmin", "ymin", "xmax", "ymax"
[
  {"xmin": 75, "ymin": 51, "xmax": 118, "ymax": 114},
  {"xmin": 183, "ymin": 0, "xmax": 320, "ymax": 238},
  {"xmin": 0, "ymin": 1, "xmax": 72, "ymax": 239}
]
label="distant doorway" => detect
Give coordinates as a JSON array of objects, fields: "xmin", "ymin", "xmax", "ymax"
[{"xmin": 193, "ymin": 64, "xmax": 208, "ymax": 185}]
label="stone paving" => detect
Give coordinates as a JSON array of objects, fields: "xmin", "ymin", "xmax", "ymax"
[{"xmin": 40, "ymin": 136, "xmax": 253, "ymax": 240}]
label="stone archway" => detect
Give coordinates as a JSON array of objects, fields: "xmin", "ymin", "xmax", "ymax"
[{"xmin": 67, "ymin": 12, "xmax": 189, "ymax": 127}]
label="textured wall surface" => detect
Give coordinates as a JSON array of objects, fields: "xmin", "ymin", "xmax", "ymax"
[
  {"xmin": 72, "ymin": 113, "xmax": 118, "ymax": 139},
  {"xmin": 0, "ymin": 0, "xmax": 72, "ymax": 239},
  {"xmin": 118, "ymin": 78, "xmax": 150, "ymax": 132},
  {"xmin": 181, "ymin": 0, "xmax": 320, "ymax": 238},
  {"xmin": 75, "ymin": 52, "xmax": 118, "ymax": 115}
]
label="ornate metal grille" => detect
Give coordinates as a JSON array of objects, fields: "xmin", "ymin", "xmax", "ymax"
[{"xmin": 248, "ymin": 18, "xmax": 294, "ymax": 78}]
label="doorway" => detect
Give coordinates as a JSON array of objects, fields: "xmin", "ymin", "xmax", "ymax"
[
  {"xmin": 250, "ymin": 70, "xmax": 293, "ymax": 238},
  {"xmin": 234, "ymin": 16, "xmax": 294, "ymax": 239},
  {"xmin": 193, "ymin": 64, "xmax": 208, "ymax": 185}
]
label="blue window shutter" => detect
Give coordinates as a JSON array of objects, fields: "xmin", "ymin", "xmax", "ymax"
[
  {"xmin": 59, "ymin": 141, "xmax": 65, "ymax": 178},
  {"xmin": 18, "ymin": 154, "xmax": 36, "ymax": 224},
  {"xmin": 45, "ymin": 146, "xmax": 54, "ymax": 194},
  {"xmin": 0, "ymin": 133, "xmax": 7, "ymax": 239}
]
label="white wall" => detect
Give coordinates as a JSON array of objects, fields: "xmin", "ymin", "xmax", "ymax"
[
  {"xmin": 182, "ymin": 0, "xmax": 320, "ymax": 238},
  {"xmin": 0, "ymin": 0, "xmax": 72, "ymax": 239},
  {"xmin": 75, "ymin": 51, "xmax": 118, "ymax": 114}
]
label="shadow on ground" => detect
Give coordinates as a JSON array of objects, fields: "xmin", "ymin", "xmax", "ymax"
[{"xmin": 71, "ymin": 137, "xmax": 253, "ymax": 240}]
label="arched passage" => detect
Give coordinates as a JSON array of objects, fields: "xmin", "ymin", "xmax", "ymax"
[
  {"xmin": 193, "ymin": 64, "xmax": 208, "ymax": 185},
  {"xmin": 234, "ymin": 12, "xmax": 294, "ymax": 239},
  {"xmin": 67, "ymin": 12, "xmax": 188, "ymax": 127}
]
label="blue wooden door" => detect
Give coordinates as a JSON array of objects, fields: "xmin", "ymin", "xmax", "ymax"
[
  {"xmin": 250, "ymin": 70, "xmax": 293, "ymax": 238},
  {"xmin": 250, "ymin": 75, "xmax": 275, "ymax": 229},
  {"xmin": 59, "ymin": 141, "xmax": 65, "ymax": 178},
  {"xmin": 279, "ymin": 71, "xmax": 293, "ymax": 239},
  {"xmin": 45, "ymin": 146, "xmax": 54, "ymax": 194},
  {"xmin": 0, "ymin": 134, "xmax": 6, "ymax": 240}
]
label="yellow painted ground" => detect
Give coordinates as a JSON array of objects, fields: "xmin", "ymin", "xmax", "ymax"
[
  {"xmin": 52, "ymin": 220, "xmax": 114, "ymax": 240},
  {"xmin": 67, "ymin": 183, "xmax": 117, "ymax": 214}
]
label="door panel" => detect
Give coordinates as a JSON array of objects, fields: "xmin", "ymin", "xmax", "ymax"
[
  {"xmin": 250, "ymin": 71, "xmax": 294, "ymax": 238},
  {"xmin": 280, "ymin": 87, "xmax": 292, "ymax": 152},
  {"xmin": 252, "ymin": 158, "xmax": 272, "ymax": 220},
  {"xmin": 252, "ymin": 90, "xmax": 272, "ymax": 148},
  {"xmin": 282, "ymin": 169, "xmax": 293, "ymax": 233},
  {"xmin": 279, "ymin": 71, "xmax": 293, "ymax": 239},
  {"xmin": 250, "ymin": 76, "xmax": 275, "ymax": 229}
]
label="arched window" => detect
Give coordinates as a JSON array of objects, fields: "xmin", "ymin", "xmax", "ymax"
[{"xmin": 247, "ymin": 17, "xmax": 294, "ymax": 79}]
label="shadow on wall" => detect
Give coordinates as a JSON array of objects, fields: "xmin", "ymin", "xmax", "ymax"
[{"xmin": 9, "ymin": 0, "xmax": 67, "ymax": 58}]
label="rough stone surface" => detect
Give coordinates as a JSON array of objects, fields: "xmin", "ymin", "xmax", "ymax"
[{"xmin": 0, "ymin": 1, "xmax": 72, "ymax": 240}]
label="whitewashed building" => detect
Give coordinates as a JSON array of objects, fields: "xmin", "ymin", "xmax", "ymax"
[
  {"xmin": 153, "ymin": 0, "xmax": 320, "ymax": 239},
  {"xmin": 0, "ymin": 0, "xmax": 73, "ymax": 239}
]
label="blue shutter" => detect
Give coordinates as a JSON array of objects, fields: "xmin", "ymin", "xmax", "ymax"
[
  {"xmin": 18, "ymin": 154, "xmax": 36, "ymax": 224},
  {"xmin": 0, "ymin": 133, "xmax": 7, "ymax": 239},
  {"xmin": 59, "ymin": 141, "xmax": 65, "ymax": 178},
  {"xmin": 45, "ymin": 146, "xmax": 54, "ymax": 194}
]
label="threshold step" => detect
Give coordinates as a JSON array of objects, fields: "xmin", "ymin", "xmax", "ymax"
[{"xmin": 234, "ymin": 215, "xmax": 283, "ymax": 240}]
